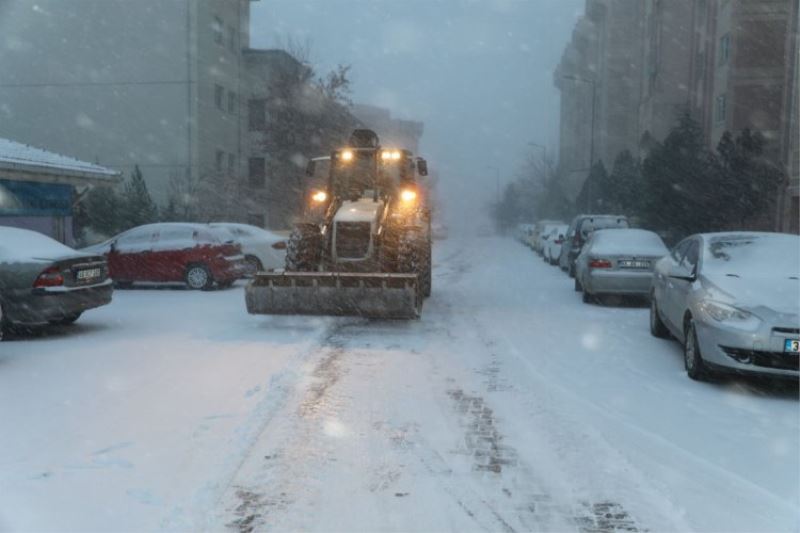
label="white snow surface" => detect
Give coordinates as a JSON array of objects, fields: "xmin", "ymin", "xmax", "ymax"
[
  {"xmin": 588, "ymin": 228, "xmax": 668, "ymax": 257},
  {"xmin": 0, "ymin": 226, "xmax": 82, "ymax": 262},
  {"xmin": 0, "ymin": 137, "xmax": 118, "ymax": 177},
  {"xmin": 0, "ymin": 236, "xmax": 797, "ymax": 532}
]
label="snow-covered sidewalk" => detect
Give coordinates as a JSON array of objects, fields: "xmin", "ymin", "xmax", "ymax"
[{"xmin": 0, "ymin": 236, "xmax": 797, "ymax": 532}]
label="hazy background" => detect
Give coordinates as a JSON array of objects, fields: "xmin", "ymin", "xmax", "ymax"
[{"xmin": 251, "ymin": 0, "xmax": 583, "ymax": 224}]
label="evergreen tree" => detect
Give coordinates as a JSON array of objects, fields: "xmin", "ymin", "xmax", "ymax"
[
  {"xmin": 716, "ymin": 129, "xmax": 784, "ymax": 228},
  {"xmin": 79, "ymin": 186, "xmax": 123, "ymax": 237},
  {"xmin": 575, "ymin": 161, "xmax": 608, "ymax": 213},
  {"xmin": 120, "ymin": 165, "xmax": 158, "ymax": 229},
  {"xmin": 606, "ymin": 150, "xmax": 642, "ymax": 216},
  {"xmin": 640, "ymin": 112, "xmax": 718, "ymax": 235}
]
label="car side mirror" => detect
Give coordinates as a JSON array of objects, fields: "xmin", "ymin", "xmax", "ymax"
[
  {"xmin": 305, "ymin": 160, "xmax": 316, "ymax": 177},
  {"xmin": 109, "ymin": 240, "xmax": 117, "ymax": 253},
  {"xmin": 416, "ymin": 158, "xmax": 428, "ymax": 177},
  {"xmin": 668, "ymin": 263, "xmax": 696, "ymax": 282},
  {"xmin": 271, "ymin": 241, "xmax": 287, "ymax": 250}
]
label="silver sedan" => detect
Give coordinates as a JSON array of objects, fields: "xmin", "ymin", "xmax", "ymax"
[
  {"xmin": 650, "ymin": 232, "xmax": 799, "ymax": 381},
  {"xmin": 575, "ymin": 228, "xmax": 668, "ymax": 303}
]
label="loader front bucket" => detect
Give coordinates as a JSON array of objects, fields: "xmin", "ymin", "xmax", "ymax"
[{"xmin": 245, "ymin": 272, "xmax": 421, "ymax": 319}]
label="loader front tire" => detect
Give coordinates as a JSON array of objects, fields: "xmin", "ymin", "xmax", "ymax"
[{"xmin": 286, "ymin": 224, "xmax": 323, "ymax": 272}]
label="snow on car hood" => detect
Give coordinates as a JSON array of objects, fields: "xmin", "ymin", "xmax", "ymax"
[
  {"xmin": 704, "ymin": 273, "xmax": 800, "ymax": 317},
  {"xmin": 0, "ymin": 226, "xmax": 88, "ymax": 263},
  {"xmin": 333, "ymin": 198, "xmax": 384, "ymax": 224}
]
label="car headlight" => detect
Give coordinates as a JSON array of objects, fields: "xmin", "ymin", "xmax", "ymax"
[{"xmin": 698, "ymin": 300, "xmax": 761, "ymax": 330}]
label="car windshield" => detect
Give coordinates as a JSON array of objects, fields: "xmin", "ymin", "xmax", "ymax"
[
  {"xmin": 704, "ymin": 234, "xmax": 800, "ymax": 278},
  {"xmin": 1, "ymin": 2, "xmax": 798, "ymax": 533}
]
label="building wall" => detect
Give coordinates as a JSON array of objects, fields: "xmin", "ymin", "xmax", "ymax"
[
  {"xmin": 637, "ymin": 0, "xmax": 694, "ymax": 145},
  {"xmin": 0, "ymin": 0, "xmax": 255, "ymax": 203},
  {"xmin": 0, "ymin": 0, "xmax": 191, "ymax": 200}
]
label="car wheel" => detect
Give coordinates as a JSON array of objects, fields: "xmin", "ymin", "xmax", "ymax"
[
  {"xmin": 684, "ymin": 321, "xmax": 709, "ymax": 381},
  {"xmin": 574, "ymin": 276, "xmax": 583, "ymax": 292},
  {"xmin": 568, "ymin": 263, "xmax": 576, "ymax": 278},
  {"xmin": 185, "ymin": 264, "xmax": 213, "ymax": 290},
  {"xmin": 244, "ymin": 255, "xmax": 263, "ymax": 276},
  {"xmin": 582, "ymin": 290, "xmax": 594, "ymax": 304},
  {"xmin": 649, "ymin": 296, "xmax": 670, "ymax": 338}
]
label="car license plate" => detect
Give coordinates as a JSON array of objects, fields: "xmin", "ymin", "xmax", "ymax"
[
  {"xmin": 619, "ymin": 260, "xmax": 650, "ymax": 269},
  {"xmin": 785, "ymin": 339, "xmax": 800, "ymax": 353},
  {"xmin": 76, "ymin": 268, "xmax": 102, "ymax": 281}
]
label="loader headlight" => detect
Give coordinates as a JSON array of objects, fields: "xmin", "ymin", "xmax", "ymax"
[
  {"xmin": 382, "ymin": 150, "xmax": 401, "ymax": 161},
  {"xmin": 311, "ymin": 190, "xmax": 328, "ymax": 203},
  {"xmin": 340, "ymin": 150, "xmax": 354, "ymax": 162},
  {"xmin": 400, "ymin": 189, "xmax": 417, "ymax": 203}
]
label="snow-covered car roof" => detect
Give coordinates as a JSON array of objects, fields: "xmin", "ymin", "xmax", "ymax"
[
  {"xmin": 0, "ymin": 226, "xmax": 84, "ymax": 263},
  {"xmin": 588, "ymin": 228, "xmax": 668, "ymax": 257}
]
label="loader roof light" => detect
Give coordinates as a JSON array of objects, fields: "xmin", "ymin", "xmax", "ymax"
[
  {"xmin": 311, "ymin": 190, "xmax": 328, "ymax": 203},
  {"xmin": 400, "ymin": 189, "xmax": 417, "ymax": 203},
  {"xmin": 340, "ymin": 149, "xmax": 354, "ymax": 162},
  {"xmin": 381, "ymin": 150, "xmax": 402, "ymax": 161}
]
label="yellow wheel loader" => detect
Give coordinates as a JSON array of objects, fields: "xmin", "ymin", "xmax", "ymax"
[{"xmin": 245, "ymin": 129, "xmax": 432, "ymax": 319}]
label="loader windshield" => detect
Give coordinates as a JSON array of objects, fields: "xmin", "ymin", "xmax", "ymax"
[{"xmin": 332, "ymin": 150, "xmax": 378, "ymax": 198}]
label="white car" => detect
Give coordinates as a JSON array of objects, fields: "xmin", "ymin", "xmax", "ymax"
[
  {"xmin": 209, "ymin": 223, "xmax": 287, "ymax": 274},
  {"xmin": 543, "ymin": 224, "xmax": 569, "ymax": 265}
]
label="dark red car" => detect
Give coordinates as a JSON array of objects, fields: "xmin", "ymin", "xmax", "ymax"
[{"xmin": 83, "ymin": 223, "xmax": 246, "ymax": 290}]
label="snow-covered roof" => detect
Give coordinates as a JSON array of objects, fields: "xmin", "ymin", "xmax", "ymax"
[{"xmin": 0, "ymin": 137, "xmax": 121, "ymax": 181}]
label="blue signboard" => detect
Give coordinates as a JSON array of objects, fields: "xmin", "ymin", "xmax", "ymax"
[{"xmin": 0, "ymin": 179, "xmax": 72, "ymax": 216}]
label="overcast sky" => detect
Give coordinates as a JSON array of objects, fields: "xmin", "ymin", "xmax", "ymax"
[{"xmin": 251, "ymin": 0, "xmax": 583, "ymax": 221}]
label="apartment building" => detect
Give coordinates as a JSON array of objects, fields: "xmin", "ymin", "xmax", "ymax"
[
  {"xmin": 555, "ymin": 0, "xmax": 798, "ymax": 231},
  {"xmin": 553, "ymin": 0, "xmax": 643, "ymax": 200},
  {"xmin": 0, "ymin": 0, "xmax": 256, "ymax": 208}
]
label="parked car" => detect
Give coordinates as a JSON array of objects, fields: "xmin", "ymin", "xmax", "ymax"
[
  {"xmin": 0, "ymin": 227, "xmax": 113, "ymax": 339},
  {"xmin": 209, "ymin": 223, "xmax": 287, "ymax": 275},
  {"xmin": 82, "ymin": 223, "xmax": 246, "ymax": 290},
  {"xmin": 515, "ymin": 223, "xmax": 534, "ymax": 246},
  {"xmin": 530, "ymin": 220, "xmax": 563, "ymax": 253},
  {"xmin": 650, "ymin": 232, "xmax": 800, "ymax": 381},
  {"xmin": 543, "ymin": 224, "xmax": 569, "ymax": 265},
  {"xmin": 575, "ymin": 229, "xmax": 668, "ymax": 303},
  {"xmin": 558, "ymin": 214, "xmax": 629, "ymax": 276}
]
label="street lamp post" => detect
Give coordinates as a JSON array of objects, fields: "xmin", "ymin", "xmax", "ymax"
[{"xmin": 562, "ymin": 74, "xmax": 597, "ymax": 210}]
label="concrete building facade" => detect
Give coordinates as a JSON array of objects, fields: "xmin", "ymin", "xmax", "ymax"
[
  {"xmin": 0, "ymin": 0, "xmax": 256, "ymax": 205},
  {"xmin": 555, "ymin": 0, "xmax": 799, "ymax": 231},
  {"xmin": 554, "ymin": 0, "xmax": 643, "ymax": 200}
]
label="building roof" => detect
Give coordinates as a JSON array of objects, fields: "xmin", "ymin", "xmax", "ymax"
[{"xmin": 0, "ymin": 137, "xmax": 121, "ymax": 184}]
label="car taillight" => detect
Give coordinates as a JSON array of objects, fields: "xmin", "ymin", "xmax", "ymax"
[
  {"xmin": 33, "ymin": 266, "xmax": 64, "ymax": 288},
  {"xmin": 589, "ymin": 259, "xmax": 612, "ymax": 269}
]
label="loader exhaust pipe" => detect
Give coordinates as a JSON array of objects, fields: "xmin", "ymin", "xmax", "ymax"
[{"xmin": 245, "ymin": 272, "xmax": 421, "ymax": 319}]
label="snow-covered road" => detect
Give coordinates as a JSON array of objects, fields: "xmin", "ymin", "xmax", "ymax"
[{"xmin": 1, "ymin": 236, "xmax": 797, "ymax": 532}]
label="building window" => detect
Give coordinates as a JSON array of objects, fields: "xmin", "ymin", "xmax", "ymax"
[
  {"xmin": 715, "ymin": 94, "xmax": 727, "ymax": 123},
  {"xmin": 212, "ymin": 16, "xmax": 223, "ymax": 45},
  {"xmin": 228, "ymin": 26, "xmax": 237, "ymax": 52},
  {"xmin": 215, "ymin": 150, "xmax": 225, "ymax": 173},
  {"xmin": 228, "ymin": 154, "xmax": 236, "ymax": 175},
  {"xmin": 215, "ymin": 85, "xmax": 224, "ymax": 110},
  {"xmin": 248, "ymin": 157, "xmax": 266, "ymax": 188},
  {"xmin": 228, "ymin": 91, "xmax": 237, "ymax": 114},
  {"xmin": 719, "ymin": 33, "xmax": 731, "ymax": 65},
  {"xmin": 247, "ymin": 213, "xmax": 266, "ymax": 228},
  {"xmin": 248, "ymin": 99, "xmax": 266, "ymax": 131}
]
